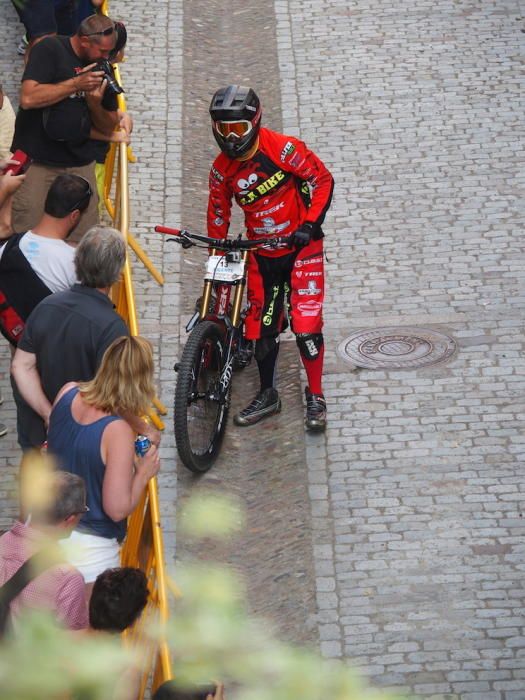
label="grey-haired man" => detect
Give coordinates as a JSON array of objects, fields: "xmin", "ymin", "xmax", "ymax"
[{"xmin": 11, "ymin": 226, "xmax": 158, "ymax": 450}]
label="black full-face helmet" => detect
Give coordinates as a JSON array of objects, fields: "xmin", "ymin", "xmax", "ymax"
[{"xmin": 209, "ymin": 85, "xmax": 262, "ymax": 159}]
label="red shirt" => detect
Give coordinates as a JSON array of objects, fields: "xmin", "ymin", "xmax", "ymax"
[
  {"xmin": 0, "ymin": 521, "xmax": 88, "ymax": 631},
  {"xmin": 207, "ymin": 127, "xmax": 334, "ymax": 256}
]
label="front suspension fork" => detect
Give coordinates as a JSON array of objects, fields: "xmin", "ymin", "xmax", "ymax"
[{"xmin": 199, "ymin": 249, "xmax": 248, "ymax": 329}]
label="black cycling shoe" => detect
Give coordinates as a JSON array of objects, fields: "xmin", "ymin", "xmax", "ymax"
[
  {"xmin": 305, "ymin": 388, "xmax": 327, "ymax": 432},
  {"xmin": 233, "ymin": 387, "xmax": 281, "ymax": 426}
]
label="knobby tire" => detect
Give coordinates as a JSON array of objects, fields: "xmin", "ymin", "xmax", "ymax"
[{"xmin": 174, "ymin": 321, "xmax": 229, "ymax": 473}]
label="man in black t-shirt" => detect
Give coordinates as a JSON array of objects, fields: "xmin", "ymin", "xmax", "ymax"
[
  {"xmin": 11, "ymin": 226, "xmax": 160, "ymax": 450},
  {"xmin": 10, "ymin": 226, "xmax": 128, "ymax": 449},
  {"xmin": 11, "ymin": 14, "xmax": 120, "ymax": 243}
]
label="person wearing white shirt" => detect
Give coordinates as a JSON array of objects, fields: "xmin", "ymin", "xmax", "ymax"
[
  {"xmin": 0, "ymin": 173, "xmax": 90, "ymax": 296},
  {"xmin": 0, "ymin": 174, "xmax": 92, "ymax": 439}
]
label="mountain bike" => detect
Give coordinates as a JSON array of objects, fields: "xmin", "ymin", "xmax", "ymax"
[{"xmin": 155, "ymin": 226, "xmax": 287, "ymax": 473}]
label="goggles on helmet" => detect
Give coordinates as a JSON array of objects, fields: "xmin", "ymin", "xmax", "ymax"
[{"xmin": 214, "ymin": 119, "xmax": 253, "ymax": 140}]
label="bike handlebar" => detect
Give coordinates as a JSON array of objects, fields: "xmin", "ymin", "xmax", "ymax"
[
  {"xmin": 155, "ymin": 225, "xmax": 182, "ymax": 236},
  {"xmin": 154, "ymin": 225, "xmax": 289, "ymax": 251}
]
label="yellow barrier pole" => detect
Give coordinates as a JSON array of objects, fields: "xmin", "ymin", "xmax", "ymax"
[
  {"xmin": 116, "ymin": 143, "xmax": 166, "ymax": 426},
  {"xmin": 100, "ymin": 10, "xmax": 173, "ymax": 689},
  {"xmin": 148, "ymin": 477, "xmax": 173, "ymax": 682},
  {"xmin": 96, "ymin": 35, "xmax": 162, "ymax": 284},
  {"xmin": 166, "ymin": 575, "xmax": 183, "ymax": 600},
  {"xmin": 127, "ymin": 233, "xmax": 165, "ymax": 286},
  {"xmin": 117, "ymin": 137, "xmax": 171, "ymax": 683},
  {"xmin": 103, "ymin": 142, "xmax": 116, "ymax": 220},
  {"xmin": 114, "ymin": 67, "xmax": 137, "ymax": 164},
  {"xmin": 118, "ymin": 142, "xmax": 139, "ymax": 336},
  {"xmin": 113, "ymin": 94, "xmax": 171, "ymax": 691},
  {"xmin": 153, "ymin": 396, "xmax": 168, "ymax": 416},
  {"xmin": 110, "ymin": 104, "xmax": 164, "ymax": 284}
]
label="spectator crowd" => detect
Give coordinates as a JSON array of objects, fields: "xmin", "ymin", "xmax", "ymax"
[
  {"xmin": 1, "ymin": 3, "xmax": 228, "ymax": 699},
  {"xmin": 0, "ymin": 3, "xmax": 201, "ymax": 699}
]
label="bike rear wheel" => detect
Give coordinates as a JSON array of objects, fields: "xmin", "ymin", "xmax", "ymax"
[{"xmin": 174, "ymin": 320, "xmax": 229, "ymax": 473}]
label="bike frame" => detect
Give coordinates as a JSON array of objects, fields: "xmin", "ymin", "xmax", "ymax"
[
  {"xmin": 155, "ymin": 226, "xmax": 288, "ymax": 387},
  {"xmin": 197, "ymin": 248, "xmax": 251, "ymax": 404},
  {"xmin": 199, "ymin": 247, "xmax": 249, "ymax": 329}
]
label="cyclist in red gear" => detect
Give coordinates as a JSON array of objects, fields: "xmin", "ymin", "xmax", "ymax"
[{"xmin": 207, "ymin": 85, "xmax": 334, "ymax": 431}]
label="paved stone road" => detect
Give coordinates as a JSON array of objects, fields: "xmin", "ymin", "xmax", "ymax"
[
  {"xmin": 1, "ymin": 0, "xmax": 524, "ymax": 697},
  {"xmin": 277, "ymin": 4, "xmax": 525, "ymax": 699}
]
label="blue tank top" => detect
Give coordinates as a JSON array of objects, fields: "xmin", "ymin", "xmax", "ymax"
[{"xmin": 47, "ymin": 387, "xmax": 127, "ymax": 542}]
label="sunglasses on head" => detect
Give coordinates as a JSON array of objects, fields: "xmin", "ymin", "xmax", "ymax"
[
  {"xmin": 69, "ymin": 176, "xmax": 93, "ymax": 213},
  {"xmin": 83, "ymin": 24, "xmax": 115, "ymax": 37}
]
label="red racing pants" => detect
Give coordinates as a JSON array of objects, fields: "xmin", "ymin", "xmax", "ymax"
[{"xmin": 244, "ymin": 239, "xmax": 324, "ymax": 340}]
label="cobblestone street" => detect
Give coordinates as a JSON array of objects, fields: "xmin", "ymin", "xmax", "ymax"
[{"xmin": 1, "ymin": 0, "xmax": 524, "ymax": 697}]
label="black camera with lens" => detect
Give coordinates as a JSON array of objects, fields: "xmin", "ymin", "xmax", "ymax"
[{"xmin": 91, "ymin": 59, "xmax": 124, "ymax": 95}]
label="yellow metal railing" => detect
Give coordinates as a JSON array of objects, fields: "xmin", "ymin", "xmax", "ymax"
[
  {"xmin": 99, "ymin": 3, "xmax": 174, "ymax": 694},
  {"xmin": 120, "ymin": 484, "xmax": 177, "ymax": 695}
]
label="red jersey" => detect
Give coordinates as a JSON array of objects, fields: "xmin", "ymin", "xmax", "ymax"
[{"xmin": 207, "ymin": 128, "xmax": 334, "ymax": 257}]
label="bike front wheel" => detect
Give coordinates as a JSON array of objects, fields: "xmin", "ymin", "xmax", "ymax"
[{"xmin": 174, "ymin": 320, "xmax": 229, "ymax": 473}]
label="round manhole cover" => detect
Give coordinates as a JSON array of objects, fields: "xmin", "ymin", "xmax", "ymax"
[{"xmin": 338, "ymin": 327, "xmax": 457, "ymax": 370}]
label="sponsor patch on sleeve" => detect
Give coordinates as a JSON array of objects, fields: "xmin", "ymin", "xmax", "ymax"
[
  {"xmin": 280, "ymin": 141, "xmax": 296, "ymax": 162},
  {"xmin": 211, "ymin": 165, "xmax": 224, "ymax": 182},
  {"xmin": 289, "ymin": 151, "xmax": 303, "ymax": 169}
]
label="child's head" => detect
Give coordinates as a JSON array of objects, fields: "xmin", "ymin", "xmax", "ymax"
[{"xmin": 89, "ymin": 567, "xmax": 148, "ymax": 633}]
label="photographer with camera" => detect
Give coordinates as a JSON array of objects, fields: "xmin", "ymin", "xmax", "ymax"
[
  {"xmin": 88, "ymin": 21, "xmax": 133, "ymax": 215},
  {"xmin": 10, "ymin": 14, "xmax": 125, "ymax": 243}
]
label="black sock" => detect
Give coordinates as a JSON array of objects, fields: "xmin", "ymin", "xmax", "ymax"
[{"xmin": 257, "ymin": 341, "xmax": 280, "ymax": 391}]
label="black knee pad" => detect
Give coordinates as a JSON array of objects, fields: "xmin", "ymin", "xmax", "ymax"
[
  {"xmin": 254, "ymin": 335, "xmax": 279, "ymax": 362},
  {"xmin": 296, "ymin": 333, "xmax": 324, "ymax": 360}
]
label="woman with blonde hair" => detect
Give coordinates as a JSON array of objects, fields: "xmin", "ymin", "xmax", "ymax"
[{"xmin": 47, "ymin": 335, "xmax": 160, "ymax": 584}]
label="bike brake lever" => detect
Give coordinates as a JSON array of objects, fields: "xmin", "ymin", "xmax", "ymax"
[
  {"xmin": 178, "ymin": 233, "xmax": 196, "ymax": 249},
  {"xmin": 267, "ymin": 238, "xmax": 287, "ymax": 249},
  {"xmin": 166, "ymin": 235, "xmax": 194, "ymax": 249}
]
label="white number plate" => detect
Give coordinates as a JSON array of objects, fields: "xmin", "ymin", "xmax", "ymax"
[{"xmin": 205, "ymin": 255, "xmax": 246, "ymax": 282}]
